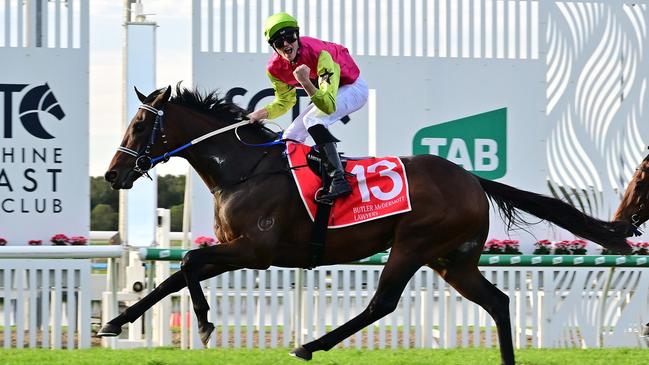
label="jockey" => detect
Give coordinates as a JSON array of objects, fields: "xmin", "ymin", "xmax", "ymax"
[{"xmin": 248, "ymin": 12, "xmax": 369, "ymax": 202}]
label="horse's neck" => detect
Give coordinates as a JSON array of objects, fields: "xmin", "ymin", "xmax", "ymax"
[
  {"xmin": 166, "ymin": 106, "xmax": 237, "ymax": 191},
  {"xmin": 168, "ymin": 105, "xmax": 284, "ymax": 193},
  {"xmin": 185, "ymin": 137, "xmax": 282, "ymax": 193}
]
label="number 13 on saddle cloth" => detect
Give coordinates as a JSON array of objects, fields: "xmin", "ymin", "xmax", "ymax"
[{"xmin": 286, "ymin": 142, "xmax": 412, "ymax": 228}]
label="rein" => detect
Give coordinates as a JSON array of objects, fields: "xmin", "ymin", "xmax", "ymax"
[{"xmin": 116, "ymin": 103, "xmax": 277, "ymax": 178}]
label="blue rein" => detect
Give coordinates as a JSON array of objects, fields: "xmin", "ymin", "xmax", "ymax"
[
  {"xmin": 150, "ymin": 142, "xmax": 193, "ymax": 165},
  {"xmin": 117, "ymin": 103, "xmax": 285, "ymax": 176},
  {"xmin": 237, "ymin": 131, "xmax": 285, "ymax": 148}
]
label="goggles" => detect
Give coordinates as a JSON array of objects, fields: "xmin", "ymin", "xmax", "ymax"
[{"xmin": 270, "ymin": 28, "xmax": 299, "ymax": 49}]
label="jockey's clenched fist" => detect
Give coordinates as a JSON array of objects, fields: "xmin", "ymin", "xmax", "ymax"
[{"xmin": 293, "ymin": 64, "xmax": 310, "ymax": 84}]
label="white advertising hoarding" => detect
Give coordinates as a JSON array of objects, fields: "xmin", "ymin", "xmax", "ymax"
[{"xmin": 0, "ymin": 47, "xmax": 89, "ymax": 245}]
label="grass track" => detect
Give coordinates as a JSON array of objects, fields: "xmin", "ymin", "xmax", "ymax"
[{"xmin": 0, "ymin": 348, "xmax": 646, "ymax": 365}]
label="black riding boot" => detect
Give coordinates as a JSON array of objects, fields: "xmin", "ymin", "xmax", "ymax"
[{"xmin": 318, "ymin": 142, "xmax": 352, "ymax": 201}]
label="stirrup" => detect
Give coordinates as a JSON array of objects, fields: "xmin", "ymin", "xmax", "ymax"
[
  {"xmin": 317, "ymin": 183, "xmax": 352, "ymax": 203},
  {"xmin": 314, "ymin": 188, "xmax": 334, "ymax": 205}
]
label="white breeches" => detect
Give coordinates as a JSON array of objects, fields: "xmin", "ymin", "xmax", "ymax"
[{"xmin": 283, "ymin": 77, "xmax": 368, "ymax": 143}]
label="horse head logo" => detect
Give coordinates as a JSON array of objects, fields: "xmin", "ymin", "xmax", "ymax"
[{"xmin": 18, "ymin": 83, "xmax": 65, "ymax": 139}]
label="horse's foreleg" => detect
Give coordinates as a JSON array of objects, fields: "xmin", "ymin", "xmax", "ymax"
[
  {"xmin": 97, "ymin": 264, "xmax": 227, "ymax": 337},
  {"xmin": 180, "ymin": 240, "xmax": 273, "ymax": 346},
  {"xmin": 181, "ymin": 260, "xmax": 215, "ymax": 345},
  {"xmin": 291, "ymin": 253, "xmax": 422, "ymax": 361}
]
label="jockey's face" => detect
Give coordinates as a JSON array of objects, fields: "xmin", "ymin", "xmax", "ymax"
[
  {"xmin": 271, "ymin": 29, "xmax": 299, "ymax": 62},
  {"xmin": 277, "ymin": 38, "xmax": 298, "ymax": 62}
]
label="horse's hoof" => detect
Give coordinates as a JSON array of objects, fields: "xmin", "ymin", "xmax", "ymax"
[
  {"xmin": 641, "ymin": 324, "xmax": 649, "ymax": 337},
  {"xmin": 200, "ymin": 322, "xmax": 215, "ymax": 346},
  {"xmin": 289, "ymin": 346, "xmax": 312, "ymax": 361},
  {"xmin": 96, "ymin": 323, "xmax": 122, "ymax": 337}
]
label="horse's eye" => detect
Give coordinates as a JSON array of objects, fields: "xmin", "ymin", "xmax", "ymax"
[{"xmin": 133, "ymin": 123, "xmax": 146, "ymax": 132}]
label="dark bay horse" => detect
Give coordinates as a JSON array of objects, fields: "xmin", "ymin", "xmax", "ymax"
[
  {"xmin": 100, "ymin": 86, "xmax": 632, "ymax": 364},
  {"xmin": 612, "ymin": 152, "xmax": 649, "ymax": 337}
]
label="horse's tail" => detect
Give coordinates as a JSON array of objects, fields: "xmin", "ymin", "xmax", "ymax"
[{"xmin": 477, "ymin": 176, "xmax": 632, "ymax": 254}]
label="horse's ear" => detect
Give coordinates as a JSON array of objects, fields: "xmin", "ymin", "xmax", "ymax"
[
  {"xmin": 134, "ymin": 86, "xmax": 147, "ymax": 102},
  {"xmin": 161, "ymin": 86, "xmax": 172, "ymax": 101}
]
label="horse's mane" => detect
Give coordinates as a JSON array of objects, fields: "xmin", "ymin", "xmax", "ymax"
[
  {"xmin": 145, "ymin": 84, "xmax": 278, "ymax": 140},
  {"xmin": 145, "ymin": 84, "xmax": 246, "ymax": 122}
]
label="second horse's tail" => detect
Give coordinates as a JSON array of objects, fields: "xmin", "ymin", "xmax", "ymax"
[{"xmin": 477, "ymin": 176, "xmax": 632, "ymax": 254}]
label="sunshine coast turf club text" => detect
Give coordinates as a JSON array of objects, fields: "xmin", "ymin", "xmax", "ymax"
[{"xmin": 0, "ymin": 147, "xmax": 64, "ymax": 213}]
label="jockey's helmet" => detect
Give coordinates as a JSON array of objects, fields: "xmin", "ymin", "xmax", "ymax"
[{"xmin": 264, "ymin": 12, "xmax": 299, "ymax": 42}]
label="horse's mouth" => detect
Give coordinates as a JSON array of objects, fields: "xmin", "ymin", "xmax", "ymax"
[
  {"xmin": 106, "ymin": 170, "xmax": 140, "ymax": 190},
  {"xmin": 628, "ymin": 225, "xmax": 644, "ymax": 237},
  {"xmin": 111, "ymin": 180, "xmax": 133, "ymax": 190}
]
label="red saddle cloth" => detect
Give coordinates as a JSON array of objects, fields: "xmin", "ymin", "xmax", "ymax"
[{"xmin": 286, "ymin": 142, "xmax": 412, "ymax": 228}]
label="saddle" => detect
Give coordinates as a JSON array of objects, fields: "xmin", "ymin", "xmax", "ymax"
[{"xmin": 286, "ymin": 143, "xmax": 411, "ymax": 269}]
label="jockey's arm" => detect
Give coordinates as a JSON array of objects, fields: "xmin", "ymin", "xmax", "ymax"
[
  {"xmin": 262, "ymin": 71, "xmax": 297, "ymax": 120},
  {"xmin": 310, "ymin": 50, "xmax": 340, "ymax": 115}
]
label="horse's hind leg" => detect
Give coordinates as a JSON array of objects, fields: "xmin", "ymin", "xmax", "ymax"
[
  {"xmin": 97, "ymin": 264, "xmax": 227, "ymax": 337},
  {"xmin": 291, "ymin": 253, "xmax": 422, "ymax": 360},
  {"xmin": 432, "ymin": 260, "xmax": 515, "ymax": 365}
]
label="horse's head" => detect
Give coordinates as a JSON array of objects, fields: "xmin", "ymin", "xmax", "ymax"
[
  {"xmin": 613, "ymin": 152, "xmax": 649, "ymax": 236},
  {"xmin": 104, "ymin": 86, "xmax": 172, "ymax": 189}
]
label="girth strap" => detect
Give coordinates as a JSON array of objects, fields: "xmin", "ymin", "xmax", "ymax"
[
  {"xmin": 307, "ymin": 201, "xmax": 331, "ymax": 269},
  {"xmin": 306, "ymin": 154, "xmax": 334, "ymax": 269}
]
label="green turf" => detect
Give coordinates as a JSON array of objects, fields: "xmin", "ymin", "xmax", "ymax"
[{"xmin": 0, "ymin": 348, "xmax": 646, "ymax": 365}]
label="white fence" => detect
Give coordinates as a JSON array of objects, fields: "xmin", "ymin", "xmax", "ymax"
[
  {"xmin": 0, "ymin": 247, "xmax": 122, "ymax": 349},
  {"xmin": 0, "ymin": 251, "xmax": 647, "ymax": 350},
  {"xmin": 0, "ymin": 0, "xmax": 88, "ymax": 49},
  {"xmin": 146, "ymin": 264, "xmax": 649, "ymax": 349},
  {"xmin": 0, "ymin": 259, "xmax": 91, "ymax": 349}
]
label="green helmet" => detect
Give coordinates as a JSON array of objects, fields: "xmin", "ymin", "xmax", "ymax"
[{"xmin": 264, "ymin": 12, "xmax": 299, "ymax": 42}]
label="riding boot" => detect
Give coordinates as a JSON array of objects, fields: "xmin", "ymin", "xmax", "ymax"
[{"xmin": 318, "ymin": 142, "xmax": 352, "ymax": 201}]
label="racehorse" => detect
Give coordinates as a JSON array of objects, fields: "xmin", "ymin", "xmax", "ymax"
[
  {"xmin": 612, "ymin": 152, "xmax": 649, "ymax": 337},
  {"xmin": 100, "ymin": 85, "xmax": 632, "ymax": 364}
]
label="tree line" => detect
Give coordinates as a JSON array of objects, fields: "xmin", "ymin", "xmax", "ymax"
[{"xmin": 91, "ymin": 174, "xmax": 186, "ymax": 231}]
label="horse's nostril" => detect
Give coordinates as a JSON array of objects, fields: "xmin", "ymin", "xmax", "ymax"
[{"xmin": 104, "ymin": 170, "xmax": 118, "ymax": 183}]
